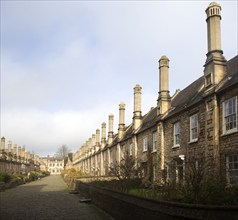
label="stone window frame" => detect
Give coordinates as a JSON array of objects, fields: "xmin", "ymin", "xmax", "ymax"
[
  {"xmin": 129, "ymin": 143, "xmax": 133, "ymax": 156},
  {"xmin": 222, "ymin": 96, "xmax": 237, "ymax": 135},
  {"xmin": 143, "ymin": 136, "xmax": 148, "ymax": 152},
  {"xmin": 173, "ymin": 121, "xmax": 180, "ymax": 148},
  {"xmin": 189, "ymin": 113, "xmax": 198, "ymax": 143},
  {"xmin": 226, "ymin": 154, "xmax": 238, "ymax": 184},
  {"xmin": 152, "ymin": 131, "xmax": 157, "ymax": 152}
]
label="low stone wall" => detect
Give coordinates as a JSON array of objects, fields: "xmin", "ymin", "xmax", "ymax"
[
  {"xmin": 77, "ymin": 176, "xmax": 117, "ymax": 183},
  {"xmin": 76, "ymin": 180, "xmax": 238, "ymax": 220}
]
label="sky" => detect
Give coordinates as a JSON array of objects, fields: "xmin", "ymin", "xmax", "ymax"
[{"xmin": 1, "ymin": 0, "xmax": 237, "ymax": 157}]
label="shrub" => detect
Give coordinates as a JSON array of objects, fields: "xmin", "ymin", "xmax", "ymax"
[
  {"xmin": 41, "ymin": 171, "xmax": 50, "ymax": 176},
  {"xmin": 224, "ymin": 184, "xmax": 238, "ymax": 205},
  {"xmin": 0, "ymin": 172, "xmax": 12, "ymax": 183},
  {"xmin": 28, "ymin": 171, "xmax": 41, "ymax": 181}
]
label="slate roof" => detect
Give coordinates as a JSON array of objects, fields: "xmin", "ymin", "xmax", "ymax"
[
  {"xmin": 119, "ymin": 107, "xmax": 158, "ymax": 140},
  {"xmin": 166, "ymin": 76, "xmax": 204, "ymax": 118},
  {"xmin": 216, "ymin": 55, "xmax": 238, "ymax": 93},
  {"xmin": 106, "ymin": 56, "xmax": 238, "ymax": 143},
  {"xmin": 137, "ymin": 107, "xmax": 158, "ymax": 134},
  {"xmin": 166, "ymin": 55, "xmax": 238, "ymax": 119},
  {"xmin": 121, "ymin": 124, "xmax": 133, "ymax": 141}
]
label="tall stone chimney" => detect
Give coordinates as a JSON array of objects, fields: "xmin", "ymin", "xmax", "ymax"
[
  {"xmin": 92, "ymin": 134, "xmax": 96, "ymax": 153},
  {"xmin": 13, "ymin": 144, "xmax": 17, "ymax": 155},
  {"xmin": 18, "ymin": 146, "xmax": 22, "ymax": 157},
  {"xmin": 1, "ymin": 137, "xmax": 5, "ymax": 151},
  {"xmin": 101, "ymin": 122, "xmax": 106, "ymax": 148},
  {"xmin": 133, "ymin": 84, "xmax": 142, "ymax": 131},
  {"xmin": 86, "ymin": 140, "xmax": 90, "ymax": 157},
  {"xmin": 88, "ymin": 138, "xmax": 92, "ymax": 154},
  {"xmin": 157, "ymin": 55, "xmax": 171, "ymax": 115},
  {"xmin": 108, "ymin": 114, "xmax": 114, "ymax": 145},
  {"xmin": 118, "ymin": 102, "xmax": 126, "ymax": 139},
  {"xmin": 204, "ymin": 2, "xmax": 227, "ymax": 86},
  {"xmin": 25, "ymin": 151, "xmax": 29, "ymax": 162},
  {"xmin": 22, "ymin": 146, "xmax": 25, "ymax": 160},
  {"xmin": 8, "ymin": 140, "xmax": 12, "ymax": 154},
  {"xmin": 96, "ymin": 129, "xmax": 100, "ymax": 151},
  {"xmin": 92, "ymin": 134, "xmax": 96, "ymax": 146}
]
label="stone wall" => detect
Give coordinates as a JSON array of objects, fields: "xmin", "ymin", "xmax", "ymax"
[
  {"xmin": 219, "ymin": 87, "xmax": 238, "ymax": 182},
  {"xmin": 76, "ymin": 180, "xmax": 238, "ymax": 220}
]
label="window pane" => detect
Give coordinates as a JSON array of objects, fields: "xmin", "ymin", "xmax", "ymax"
[{"xmin": 234, "ymin": 163, "xmax": 238, "ymax": 170}]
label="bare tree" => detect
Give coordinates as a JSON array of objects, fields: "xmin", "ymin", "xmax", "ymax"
[
  {"xmin": 55, "ymin": 145, "xmax": 71, "ymax": 160},
  {"xmin": 109, "ymin": 151, "xmax": 141, "ymax": 192},
  {"xmin": 109, "ymin": 151, "xmax": 140, "ymax": 180}
]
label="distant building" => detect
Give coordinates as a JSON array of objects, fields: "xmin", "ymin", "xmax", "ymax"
[{"xmin": 39, "ymin": 156, "xmax": 64, "ymax": 175}]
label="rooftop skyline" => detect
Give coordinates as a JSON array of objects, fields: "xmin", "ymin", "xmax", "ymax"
[{"xmin": 1, "ymin": 1, "xmax": 237, "ymax": 156}]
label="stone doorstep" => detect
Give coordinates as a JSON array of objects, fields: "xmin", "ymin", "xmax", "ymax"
[
  {"xmin": 69, "ymin": 190, "xmax": 79, "ymax": 194},
  {"xmin": 67, "ymin": 189, "xmax": 92, "ymax": 203},
  {"xmin": 79, "ymin": 198, "xmax": 92, "ymax": 203}
]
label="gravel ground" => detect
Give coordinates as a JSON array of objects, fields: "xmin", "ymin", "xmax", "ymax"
[{"xmin": 0, "ymin": 175, "xmax": 115, "ymax": 220}]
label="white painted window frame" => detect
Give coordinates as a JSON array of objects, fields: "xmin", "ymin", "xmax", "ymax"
[
  {"xmin": 152, "ymin": 132, "xmax": 157, "ymax": 152},
  {"xmin": 226, "ymin": 154, "xmax": 238, "ymax": 184},
  {"xmin": 129, "ymin": 143, "xmax": 133, "ymax": 156},
  {"xmin": 173, "ymin": 122, "xmax": 180, "ymax": 148},
  {"xmin": 223, "ymin": 96, "xmax": 237, "ymax": 135},
  {"xmin": 190, "ymin": 114, "xmax": 198, "ymax": 142},
  {"xmin": 143, "ymin": 136, "xmax": 148, "ymax": 152}
]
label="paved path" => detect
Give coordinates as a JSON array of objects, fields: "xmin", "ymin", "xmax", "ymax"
[{"xmin": 0, "ymin": 175, "xmax": 115, "ymax": 220}]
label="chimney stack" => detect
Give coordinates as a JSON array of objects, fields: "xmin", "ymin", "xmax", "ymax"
[
  {"xmin": 204, "ymin": 2, "xmax": 226, "ymax": 86},
  {"xmin": 108, "ymin": 114, "xmax": 114, "ymax": 145},
  {"xmin": 1, "ymin": 137, "xmax": 5, "ymax": 151},
  {"xmin": 101, "ymin": 122, "xmax": 106, "ymax": 148},
  {"xmin": 13, "ymin": 144, "xmax": 17, "ymax": 155},
  {"xmin": 88, "ymin": 138, "xmax": 92, "ymax": 154},
  {"xmin": 92, "ymin": 134, "xmax": 96, "ymax": 153},
  {"xmin": 118, "ymin": 102, "xmax": 126, "ymax": 139},
  {"xmin": 133, "ymin": 84, "xmax": 142, "ymax": 131},
  {"xmin": 22, "ymin": 146, "xmax": 25, "ymax": 160},
  {"xmin": 8, "ymin": 140, "xmax": 12, "ymax": 154},
  {"xmin": 157, "ymin": 55, "xmax": 171, "ymax": 115},
  {"xmin": 96, "ymin": 129, "xmax": 100, "ymax": 151},
  {"xmin": 18, "ymin": 146, "xmax": 22, "ymax": 158},
  {"xmin": 92, "ymin": 134, "xmax": 96, "ymax": 146}
]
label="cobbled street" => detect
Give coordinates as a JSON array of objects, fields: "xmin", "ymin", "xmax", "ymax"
[{"xmin": 0, "ymin": 175, "xmax": 115, "ymax": 220}]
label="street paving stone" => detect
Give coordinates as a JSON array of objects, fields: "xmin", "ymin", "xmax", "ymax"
[{"xmin": 0, "ymin": 175, "xmax": 115, "ymax": 220}]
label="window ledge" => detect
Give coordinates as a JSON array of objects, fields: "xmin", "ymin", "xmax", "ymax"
[
  {"xmin": 188, "ymin": 139, "xmax": 198, "ymax": 144},
  {"xmin": 151, "ymin": 150, "xmax": 157, "ymax": 154},
  {"xmin": 143, "ymin": 150, "xmax": 148, "ymax": 153},
  {"xmin": 172, "ymin": 145, "xmax": 180, "ymax": 149},
  {"xmin": 222, "ymin": 129, "xmax": 238, "ymax": 137}
]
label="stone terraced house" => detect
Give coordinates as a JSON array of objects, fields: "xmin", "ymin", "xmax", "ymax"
[{"xmin": 72, "ymin": 2, "xmax": 238, "ymax": 184}]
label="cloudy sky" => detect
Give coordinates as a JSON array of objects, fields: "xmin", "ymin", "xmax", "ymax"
[{"xmin": 1, "ymin": 1, "xmax": 237, "ymax": 157}]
